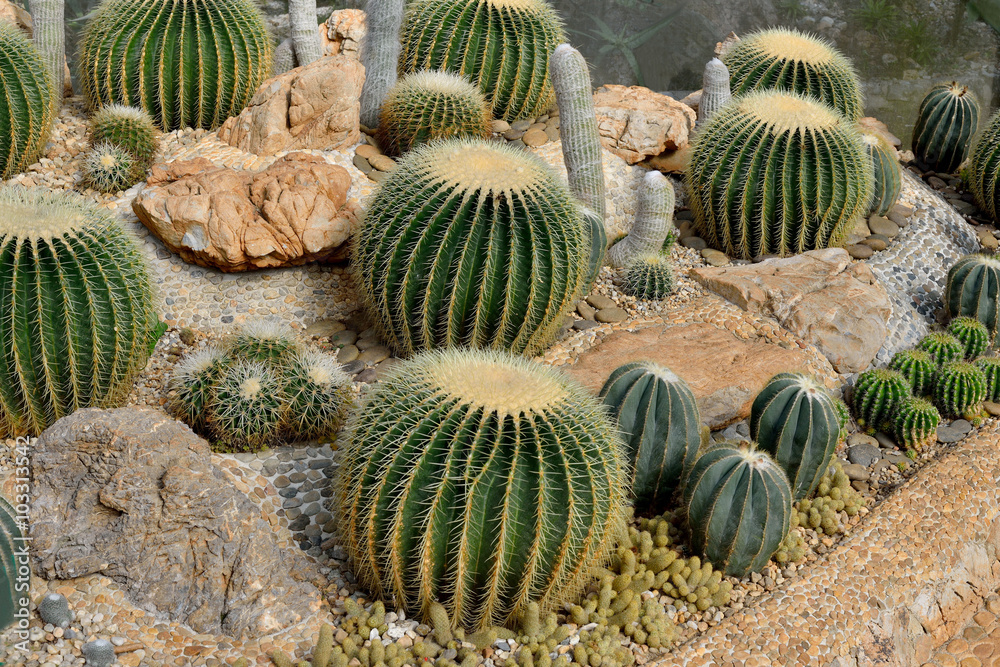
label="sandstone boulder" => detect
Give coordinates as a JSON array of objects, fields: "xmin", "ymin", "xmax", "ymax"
[
  {"xmin": 592, "ymin": 85, "xmax": 696, "ymax": 164},
  {"xmin": 218, "ymin": 55, "xmax": 364, "ymax": 155},
  {"xmin": 133, "ymin": 152, "xmax": 360, "ymax": 271},
  {"xmin": 859, "ymin": 116, "xmax": 902, "ymax": 149},
  {"xmin": 690, "ymin": 249, "xmax": 891, "ymax": 373},
  {"xmin": 320, "ymin": 9, "xmax": 365, "ymax": 59},
  {"xmin": 30, "ymin": 408, "xmax": 324, "ymax": 637}
]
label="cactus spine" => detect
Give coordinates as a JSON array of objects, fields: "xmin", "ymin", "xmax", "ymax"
[
  {"xmin": 0, "ymin": 22, "xmax": 54, "ymax": 178},
  {"xmin": 948, "ymin": 316, "xmax": 991, "ymax": 359},
  {"xmin": 697, "ymin": 58, "xmax": 730, "ymax": 124},
  {"xmin": 918, "ymin": 332, "xmax": 965, "ymax": 367},
  {"xmin": 970, "ymin": 110, "xmax": 1000, "ymax": 221},
  {"xmin": 598, "ymin": 362, "xmax": 700, "ymax": 513},
  {"xmin": 684, "ymin": 443, "xmax": 792, "ymax": 577},
  {"xmin": 28, "ymin": 0, "xmax": 64, "ymax": 104},
  {"xmin": 912, "ymin": 82, "xmax": 979, "ymax": 174},
  {"xmin": 360, "ymin": 0, "xmax": 405, "ymax": 128},
  {"xmin": 945, "ymin": 254, "xmax": 1000, "ymax": 336},
  {"xmin": 892, "ymin": 397, "xmax": 940, "ymax": 452},
  {"xmin": 333, "ymin": 349, "xmax": 629, "ymax": 629},
  {"xmin": 852, "ymin": 368, "xmax": 910, "ymax": 432},
  {"xmin": 168, "ymin": 348, "xmax": 228, "ymax": 432},
  {"xmin": 289, "ymin": 0, "xmax": 322, "ymax": 68},
  {"xmin": 749, "ymin": 373, "xmax": 839, "ymax": 501},
  {"xmin": 622, "ymin": 255, "xmax": 676, "ymax": 300},
  {"xmin": 975, "ymin": 356, "xmax": 1000, "ymax": 401},
  {"xmin": 607, "ymin": 171, "xmax": 674, "ymax": 269},
  {"xmin": 888, "ymin": 349, "xmax": 937, "ymax": 396},
  {"xmin": 934, "ymin": 361, "xmax": 987, "ymax": 418},
  {"xmin": 282, "ymin": 349, "xmax": 352, "ymax": 440},
  {"xmin": 860, "ymin": 128, "xmax": 902, "ymax": 217}
]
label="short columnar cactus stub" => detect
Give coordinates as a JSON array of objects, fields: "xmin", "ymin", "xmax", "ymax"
[
  {"xmin": 912, "ymin": 82, "xmax": 980, "ymax": 174},
  {"xmin": 969, "ymin": 110, "xmax": 1000, "ymax": 222},
  {"xmin": 353, "ymin": 139, "xmax": 588, "ymax": 357},
  {"xmin": 948, "ymin": 316, "xmax": 991, "ymax": 359},
  {"xmin": 918, "ymin": 332, "xmax": 965, "ymax": 367},
  {"xmin": 0, "ymin": 187, "xmax": 156, "ymax": 437},
  {"xmin": 976, "ymin": 356, "xmax": 1000, "ymax": 401},
  {"xmin": 888, "ymin": 349, "xmax": 937, "ymax": 396},
  {"xmin": 860, "ymin": 128, "xmax": 902, "ymax": 217},
  {"xmin": 684, "ymin": 443, "xmax": 792, "ymax": 578},
  {"xmin": 333, "ymin": 349, "xmax": 628, "ymax": 629},
  {"xmin": 851, "ymin": 368, "xmax": 910, "ymax": 432},
  {"xmin": 686, "ymin": 90, "xmax": 872, "ymax": 259},
  {"xmin": 622, "ymin": 255, "xmax": 676, "ymax": 300},
  {"xmin": 359, "ymin": 0, "xmax": 405, "ymax": 127},
  {"xmin": 934, "ymin": 361, "xmax": 987, "ymax": 418},
  {"xmin": 945, "ymin": 254, "xmax": 1000, "ymax": 336},
  {"xmin": 697, "ymin": 58, "xmax": 730, "ymax": 124},
  {"xmin": 598, "ymin": 361, "xmax": 700, "ymax": 513},
  {"xmin": 749, "ymin": 373, "xmax": 839, "ymax": 501},
  {"xmin": 0, "ymin": 22, "xmax": 54, "ymax": 179},
  {"xmin": 607, "ymin": 171, "xmax": 674, "ymax": 269},
  {"xmin": 892, "ymin": 397, "xmax": 940, "ymax": 452}
]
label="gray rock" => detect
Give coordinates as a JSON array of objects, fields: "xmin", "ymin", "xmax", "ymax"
[
  {"xmin": 82, "ymin": 639, "xmax": 115, "ymax": 667},
  {"xmin": 341, "ymin": 360, "xmax": 365, "ymax": 375},
  {"xmin": 950, "ymin": 419, "xmax": 972, "ymax": 433},
  {"xmin": 356, "ymin": 368, "xmax": 378, "ymax": 383},
  {"xmin": 847, "ymin": 243, "xmax": 873, "ymax": 259},
  {"xmin": 595, "ymin": 307, "xmax": 628, "ymax": 323},
  {"xmin": 841, "ymin": 463, "xmax": 870, "ymax": 481},
  {"xmin": 847, "ymin": 433, "xmax": 879, "ymax": 448},
  {"xmin": 577, "ymin": 300, "xmax": 597, "ymax": 320},
  {"xmin": 572, "ymin": 319, "xmax": 600, "ymax": 331},
  {"xmin": 847, "ymin": 443, "xmax": 881, "ymax": 467},
  {"xmin": 936, "ymin": 424, "xmax": 967, "ymax": 443},
  {"xmin": 868, "ymin": 216, "xmax": 899, "ymax": 237},
  {"xmin": 984, "ymin": 401, "xmax": 1000, "ymax": 416},
  {"xmin": 874, "ymin": 432, "xmax": 897, "ymax": 449},
  {"xmin": 586, "ymin": 294, "xmax": 617, "ymax": 310},
  {"xmin": 701, "ymin": 249, "xmax": 729, "ymax": 266},
  {"xmin": 681, "ymin": 236, "xmax": 707, "ymax": 250},
  {"xmin": 337, "ymin": 344, "xmax": 359, "ymax": 363}
]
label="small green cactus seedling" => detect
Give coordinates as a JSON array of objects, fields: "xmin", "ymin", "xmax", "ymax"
[
  {"xmin": 948, "ymin": 316, "xmax": 991, "ymax": 359},
  {"xmin": 208, "ymin": 360, "xmax": 285, "ymax": 452},
  {"xmin": 934, "ymin": 361, "xmax": 987, "ymax": 419},
  {"xmin": 975, "ymin": 356, "xmax": 1000, "ymax": 401},
  {"xmin": 90, "ymin": 104, "xmax": 159, "ymax": 174},
  {"xmin": 892, "ymin": 396, "xmax": 940, "ymax": 452},
  {"xmin": 918, "ymin": 332, "xmax": 965, "ymax": 367},
  {"xmin": 83, "ymin": 142, "xmax": 137, "ymax": 193},
  {"xmin": 282, "ymin": 349, "xmax": 352, "ymax": 441},
  {"xmin": 945, "ymin": 254, "xmax": 1000, "ymax": 336},
  {"xmin": 888, "ymin": 349, "xmax": 937, "ymax": 396},
  {"xmin": 622, "ymin": 255, "xmax": 676, "ymax": 300},
  {"xmin": 912, "ymin": 82, "xmax": 980, "ymax": 174},
  {"xmin": 852, "ymin": 368, "xmax": 910, "ymax": 432}
]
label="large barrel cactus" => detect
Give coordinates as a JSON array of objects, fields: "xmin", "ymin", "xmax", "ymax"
[
  {"xmin": 0, "ymin": 22, "xmax": 54, "ymax": 179},
  {"xmin": 0, "ymin": 186, "xmax": 157, "ymax": 437},
  {"xmin": 686, "ymin": 90, "xmax": 873, "ymax": 259},
  {"xmin": 911, "ymin": 82, "xmax": 979, "ymax": 174},
  {"xmin": 684, "ymin": 443, "xmax": 792, "ymax": 578},
  {"xmin": 333, "ymin": 349, "xmax": 628, "ymax": 629},
  {"xmin": 945, "ymin": 254, "xmax": 1000, "ymax": 337},
  {"xmin": 598, "ymin": 361, "xmax": 700, "ymax": 513},
  {"xmin": 0, "ymin": 496, "xmax": 23, "ymax": 631},
  {"xmin": 970, "ymin": 110, "xmax": 1000, "ymax": 221},
  {"xmin": 353, "ymin": 139, "xmax": 588, "ymax": 357},
  {"xmin": 749, "ymin": 373, "xmax": 839, "ymax": 501},
  {"xmin": 860, "ymin": 128, "xmax": 901, "ymax": 217},
  {"xmin": 79, "ymin": 0, "xmax": 272, "ymax": 131},
  {"xmin": 721, "ymin": 27, "xmax": 864, "ymax": 120},
  {"xmin": 399, "ymin": 0, "xmax": 564, "ymax": 122}
]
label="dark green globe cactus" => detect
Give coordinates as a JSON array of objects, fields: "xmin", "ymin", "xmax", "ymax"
[
  {"xmin": 333, "ymin": 349, "xmax": 629, "ymax": 629},
  {"xmin": 852, "ymin": 368, "xmax": 910, "ymax": 432},
  {"xmin": 598, "ymin": 361, "xmax": 700, "ymax": 513},
  {"xmin": 0, "ymin": 186, "xmax": 157, "ymax": 437},
  {"xmin": 353, "ymin": 139, "xmax": 588, "ymax": 357},
  {"xmin": 82, "ymin": 143, "xmax": 137, "ymax": 193},
  {"xmin": 80, "ymin": 0, "xmax": 272, "ymax": 130},
  {"xmin": 888, "ymin": 349, "xmax": 937, "ymax": 396},
  {"xmin": 622, "ymin": 255, "xmax": 675, "ymax": 300},
  {"xmin": 860, "ymin": 128, "xmax": 901, "ymax": 217},
  {"xmin": 918, "ymin": 332, "xmax": 965, "ymax": 367},
  {"xmin": 969, "ymin": 110, "xmax": 1000, "ymax": 222},
  {"xmin": 975, "ymin": 356, "xmax": 1000, "ymax": 401},
  {"xmin": 90, "ymin": 104, "xmax": 159, "ymax": 175},
  {"xmin": 945, "ymin": 255, "xmax": 1000, "ymax": 336},
  {"xmin": 934, "ymin": 361, "xmax": 987, "ymax": 419},
  {"xmin": 911, "ymin": 82, "xmax": 979, "ymax": 174},
  {"xmin": 0, "ymin": 22, "xmax": 54, "ymax": 179},
  {"xmin": 685, "ymin": 90, "xmax": 873, "ymax": 259},
  {"xmin": 948, "ymin": 316, "xmax": 990, "ymax": 359},
  {"xmin": 399, "ymin": 0, "xmax": 565, "ymax": 122},
  {"xmin": 721, "ymin": 27, "xmax": 864, "ymax": 120},
  {"xmin": 892, "ymin": 397, "xmax": 940, "ymax": 452}
]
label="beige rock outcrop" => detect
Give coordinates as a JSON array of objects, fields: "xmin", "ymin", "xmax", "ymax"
[
  {"xmin": 320, "ymin": 8, "xmax": 365, "ymax": 59},
  {"xmin": 592, "ymin": 84, "xmax": 696, "ymax": 164},
  {"xmin": 690, "ymin": 248, "xmax": 891, "ymax": 373},
  {"xmin": 218, "ymin": 55, "xmax": 364, "ymax": 155},
  {"xmin": 133, "ymin": 153, "xmax": 360, "ymax": 272}
]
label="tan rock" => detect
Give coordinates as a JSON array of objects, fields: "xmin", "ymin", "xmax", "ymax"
[
  {"xmin": 592, "ymin": 84, "xmax": 696, "ymax": 164},
  {"xmin": 218, "ymin": 55, "xmax": 364, "ymax": 156},
  {"xmin": 319, "ymin": 8, "xmax": 366, "ymax": 59},
  {"xmin": 0, "ymin": 0, "xmax": 32, "ymax": 36},
  {"xmin": 133, "ymin": 153, "xmax": 360, "ymax": 272},
  {"xmin": 690, "ymin": 248, "xmax": 891, "ymax": 373},
  {"xmin": 859, "ymin": 116, "xmax": 902, "ymax": 149},
  {"xmin": 643, "ymin": 145, "xmax": 691, "ymax": 174},
  {"xmin": 564, "ymin": 321, "xmax": 821, "ymax": 428}
]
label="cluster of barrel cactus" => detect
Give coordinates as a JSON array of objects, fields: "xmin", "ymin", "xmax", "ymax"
[{"xmin": 83, "ymin": 104, "xmax": 159, "ymax": 191}]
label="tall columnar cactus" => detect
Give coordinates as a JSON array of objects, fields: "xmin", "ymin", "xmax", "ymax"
[
  {"xmin": 400, "ymin": 0, "xmax": 565, "ymax": 122},
  {"xmin": 598, "ymin": 361, "xmax": 700, "ymax": 513},
  {"xmin": 892, "ymin": 397, "xmax": 940, "ymax": 452},
  {"xmin": 550, "ymin": 43, "xmax": 606, "ymax": 288},
  {"xmin": 749, "ymin": 373, "xmax": 839, "ymax": 501},
  {"xmin": 860, "ymin": 128, "xmax": 902, "ymax": 217},
  {"xmin": 622, "ymin": 255, "xmax": 675, "ymax": 300},
  {"xmin": 969, "ymin": 110, "xmax": 1000, "ymax": 221},
  {"xmin": 945, "ymin": 254, "xmax": 1000, "ymax": 336},
  {"xmin": 79, "ymin": 0, "xmax": 272, "ymax": 131},
  {"xmin": 852, "ymin": 368, "xmax": 910, "ymax": 432},
  {"xmin": 948, "ymin": 316, "xmax": 991, "ymax": 359},
  {"xmin": 0, "ymin": 497, "xmax": 24, "ymax": 631},
  {"xmin": 359, "ymin": 0, "xmax": 405, "ymax": 127},
  {"xmin": 28, "ymin": 0, "xmax": 64, "ymax": 104},
  {"xmin": 288, "ymin": 0, "xmax": 322, "ymax": 68},
  {"xmin": 0, "ymin": 22, "xmax": 54, "ymax": 179},
  {"xmin": 90, "ymin": 105, "xmax": 159, "ymax": 176},
  {"xmin": 686, "ymin": 90, "xmax": 872, "ymax": 259},
  {"xmin": 333, "ymin": 349, "xmax": 629, "ymax": 629},
  {"xmin": 917, "ymin": 332, "xmax": 965, "ymax": 367},
  {"xmin": 352, "ymin": 139, "xmax": 588, "ymax": 357},
  {"xmin": 911, "ymin": 82, "xmax": 979, "ymax": 174},
  {"xmin": 684, "ymin": 443, "xmax": 792, "ymax": 578},
  {"xmin": 934, "ymin": 361, "xmax": 987, "ymax": 418},
  {"xmin": 0, "ymin": 187, "xmax": 156, "ymax": 437},
  {"xmin": 975, "ymin": 356, "xmax": 1000, "ymax": 401},
  {"xmin": 607, "ymin": 171, "xmax": 674, "ymax": 269},
  {"xmin": 721, "ymin": 28, "xmax": 864, "ymax": 120},
  {"xmin": 888, "ymin": 349, "xmax": 937, "ymax": 396},
  {"xmin": 697, "ymin": 58, "xmax": 730, "ymax": 124}
]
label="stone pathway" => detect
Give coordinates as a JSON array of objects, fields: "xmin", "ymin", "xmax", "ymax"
[{"xmin": 920, "ymin": 594, "xmax": 1000, "ymax": 667}]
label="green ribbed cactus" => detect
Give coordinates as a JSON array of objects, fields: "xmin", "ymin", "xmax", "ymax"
[
  {"xmin": 686, "ymin": 90, "xmax": 872, "ymax": 259},
  {"xmin": 888, "ymin": 349, "xmax": 937, "ymax": 396},
  {"xmin": 721, "ymin": 28, "xmax": 864, "ymax": 120},
  {"xmin": 912, "ymin": 82, "xmax": 980, "ymax": 174},
  {"xmin": 833, "ymin": 396, "xmax": 850, "ymax": 441},
  {"xmin": 918, "ymin": 332, "xmax": 965, "ymax": 367},
  {"xmin": 975, "ymin": 356, "xmax": 1000, "ymax": 401},
  {"xmin": 0, "ymin": 22, "xmax": 54, "ymax": 179},
  {"xmin": 684, "ymin": 443, "xmax": 792, "ymax": 578},
  {"xmin": 79, "ymin": 0, "xmax": 272, "ymax": 130},
  {"xmin": 352, "ymin": 139, "xmax": 587, "ymax": 357},
  {"xmin": 0, "ymin": 187, "xmax": 156, "ymax": 437},
  {"xmin": 377, "ymin": 71, "xmax": 492, "ymax": 157},
  {"xmin": 598, "ymin": 361, "xmax": 700, "ymax": 513},
  {"xmin": 622, "ymin": 255, "xmax": 675, "ymax": 300},
  {"xmin": 948, "ymin": 316, "xmax": 991, "ymax": 359},
  {"xmin": 90, "ymin": 105, "xmax": 159, "ymax": 174},
  {"xmin": 0, "ymin": 496, "xmax": 24, "ymax": 631},
  {"xmin": 945, "ymin": 255, "xmax": 1000, "ymax": 336},
  {"xmin": 892, "ymin": 397, "xmax": 940, "ymax": 452},
  {"xmin": 860, "ymin": 128, "xmax": 902, "ymax": 217},
  {"xmin": 167, "ymin": 347, "xmax": 228, "ymax": 432},
  {"xmin": 333, "ymin": 349, "xmax": 628, "ymax": 629},
  {"xmin": 607, "ymin": 171, "xmax": 674, "ymax": 269},
  {"xmin": 969, "ymin": 111, "xmax": 1000, "ymax": 221},
  {"xmin": 399, "ymin": 0, "xmax": 565, "ymax": 122},
  {"xmin": 934, "ymin": 361, "xmax": 987, "ymax": 419},
  {"xmin": 852, "ymin": 368, "xmax": 910, "ymax": 432},
  {"xmin": 282, "ymin": 349, "xmax": 352, "ymax": 441},
  {"xmin": 749, "ymin": 373, "xmax": 839, "ymax": 501},
  {"xmin": 229, "ymin": 320, "xmax": 300, "ymax": 362},
  {"xmin": 82, "ymin": 143, "xmax": 136, "ymax": 193},
  {"xmin": 208, "ymin": 360, "xmax": 285, "ymax": 452}
]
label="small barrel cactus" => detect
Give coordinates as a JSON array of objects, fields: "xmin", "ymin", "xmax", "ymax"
[
  {"xmin": 377, "ymin": 70, "xmax": 492, "ymax": 157},
  {"xmin": 399, "ymin": 0, "xmax": 565, "ymax": 122},
  {"xmin": 0, "ymin": 187, "xmax": 156, "ymax": 437},
  {"xmin": 684, "ymin": 443, "xmax": 792, "ymax": 578},
  {"xmin": 82, "ymin": 142, "xmax": 137, "ymax": 193},
  {"xmin": 89, "ymin": 104, "xmax": 159, "ymax": 174},
  {"xmin": 37, "ymin": 592, "xmax": 72, "ymax": 628},
  {"xmin": 721, "ymin": 27, "xmax": 864, "ymax": 120},
  {"xmin": 888, "ymin": 349, "xmax": 937, "ymax": 396},
  {"xmin": 82, "ymin": 639, "xmax": 116, "ymax": 667},
  {"xmin": 622, "ymin": 255, "xmax": 675, "ymax": 300},
  {"xmin": 934, "ymin": 361, "xmax": 987, "ymax": 418},
  {"xmin": 228, "ymin": 320, "xmax": 301, "ymax": 362},
  {"xmin": 697, "ymin": 58, "xmax": 730, "ymax": 124},
  {"xmin": 207, "ymin": 360, "xmax": 285, "ymax": 452},
  {"xmin": 352, "ymin": 139, "xmax": 587, "ymax": 357},
  {"xmin": 686, "ymin": 90, "xmax": 872, "ymax": 259},
  {"xmin": 911, "ymin": 82, "xmax": 979, "ymax": 174},
  {"xmin": 79, "ymin": 0, "xmax": 272, "ymax": 130},
  {"xmin": 167, "ymin": 348, "xmax": 228, "ymax": 432},
  {"xmin": 0, "ymin": 22, "xmax": 54, "ymax": 178},
  {"xmin": 948, "ymin": 316, "xmax": 991, "ymax": 359},
  {"xmin": 749, "ymin": 373, "xmax": 839, "ymax": 501},
  {"xmin": 918, "ymin": 332, "xmax": 965, "ymax": 367},
  {"xmin": 852, "ymin": 368, "xmax": 910, "ymax": 432},
  {"xmin": 282, "ymin": 349, "xmax": 352, "ymax": 441},
  {"xmin": 598, "ymin": 361, "xmax": 700, "ymax": 513},
  {"xmin": 333, "ymin": 349, "xmax": 628, "ymax": 629},
  {"xmin": 892, "ymin": 397, "xmax": 940, "ymax": 452},
  {"xmin": 945, "ymin": 255, "xmax": 1000, "ymax": 336},
  {"xmin": 969, "ymin": 110, "xmax": 1000, "ymax": 221},
  {"xmin": 975, "ymin": 356, "xmax": 1000, "ymax": 401},
  {"xmin": 607, "ymin": 170, "xmax": 674, "ymax": 269},
  {"xmin": 860, "ymin": 128, "xmax": 902, "ymax": 217},
  {"xmin": 833, "ymin": 396, "xmax": 850, "ymax": 442}
]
